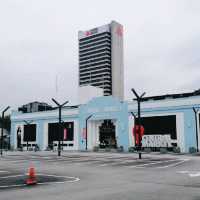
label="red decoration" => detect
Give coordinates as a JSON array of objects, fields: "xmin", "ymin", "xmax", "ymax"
[
  {"xmin": 63, "ymin": 128, "xmax": 67, "ymax": 140},
  {"xmin": 132, "ymin": 125, "xmax": 144, "ymax": 145}
]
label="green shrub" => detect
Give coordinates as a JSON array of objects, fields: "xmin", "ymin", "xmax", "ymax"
[
  {"xmin": 173, "ymin": 146, "xmax": 181, "ymax": 153},
  {"xmin": 105, "ymin": 147, "xmax": 111, "ymax": 152},
  {"xmin": 189, "ymin": 147, "xmax": 197, "ymax": 154},
  {"xmin": 34, "ymin": 144, "xmax": 40, "ymax": 152},
  {"xmin": 117, "ymin": 146, "xmax": 124, "ymax": 152},
  {"xmin": 128, "ymin": 146, "xmax": 135, "ymax": 153},
  {"xmin": 93, "ymin": 146, "xmax": 99, "ymax": 152},
  {"xmin": 160, "ymin": 147, "xmax": 167, "ymax": 154},
  {"xmin": 18, "ymin": 146, "xmax": 23, "ymax": 151},
  {"xmin": 9, "ymin": 145, "xmax": 14, "ymax": 151},
  {"xmin": 144, "ymin": 147, "xmax": 151, "ymax": 153}
]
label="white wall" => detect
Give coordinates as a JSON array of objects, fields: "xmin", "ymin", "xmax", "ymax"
[{"xmin": 78, "ymin": 86, "xmax": 103, "ymax": 105}]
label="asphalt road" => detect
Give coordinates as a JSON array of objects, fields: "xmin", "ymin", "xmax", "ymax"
[{"xmin": 0, "ymin": 151, "xmax": 200, "ymax": 200}]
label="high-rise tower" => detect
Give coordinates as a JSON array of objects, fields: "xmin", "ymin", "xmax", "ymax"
[{"xmin": 78, "ymin": 21, "xmax": 124, "ymax": 100}]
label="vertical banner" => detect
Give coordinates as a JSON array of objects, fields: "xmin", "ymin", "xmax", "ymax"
[
  {"xmin": 82, "ymin": 128, "xmax": 86, "ymax": 140},
  {"xmin": 63, "ymin": 128, "xmax": 67, "ymax": 141}
]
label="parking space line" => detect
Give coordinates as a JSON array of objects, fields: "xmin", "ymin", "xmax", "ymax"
[
  {"xmin": 0, "ymin": 170, "xmax": 9, "ymax": 173},
  {"xmin": 127, "ymin": 159, "xmax": 181, "ymax": 168},
  {"xmin": 0, "ymin": 184, "xmax": 26, "ymax": 189},
  {"xmin": 98, "ymin": 160, "xmax": 136, "ymax": 167},
  {"xmin": 0, "ymin": 175, "xmax": 24, "ymax": 179},
  {"xmin": 5, "ymin": 160, "xmax": 29, "ymax": 163},
  {"xmin": 156, "ymin": 159, "xmax": 189, "ymax": 169},
  {"xmin": 0, "ymin": 173, "xmax": 80, "ymax": 189}
]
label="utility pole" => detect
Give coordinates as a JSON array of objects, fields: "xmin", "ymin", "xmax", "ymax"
[
  {"xmin": 52, "ymin": 98, "xmax": 69, "ymax": 156},
  {"xmin": 131, "ymin": 89, "xmax": 145, "ymax": 159},
  {"xmin": 23, "ymin": 120, "xmax": 33, "ymax": 151},
  {"xmin": 1, "ymin": 106, "xmax": 10, "ymax": 156},
  {"xmin": 193, "ymin": 107, "xmax": 199, "ymax": 152},
  {"xmin": 130, "ymin": 112, "xmax": 137, "ymax": 120},
  {"xmin": 85, "ymin": 115, "xmax": 92, "ymax": 150}
]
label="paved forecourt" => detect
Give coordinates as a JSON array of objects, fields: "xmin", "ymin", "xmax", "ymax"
[
  {"xmin": 0, "ymin": 151, "xmax": 189, "ymax": 169},
  {"xmin": 0, "ymin": 151, "xmax": 200, "ymax": 200}
]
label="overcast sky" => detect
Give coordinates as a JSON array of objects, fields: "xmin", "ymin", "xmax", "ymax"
[{"xmin": 0, "ymin": 0, "xmax": 200, "ymax": 111}]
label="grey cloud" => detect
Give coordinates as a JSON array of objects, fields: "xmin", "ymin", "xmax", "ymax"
[{"xmin": 0, "ymin": 0, "xmax": 200, "ymax": 111}]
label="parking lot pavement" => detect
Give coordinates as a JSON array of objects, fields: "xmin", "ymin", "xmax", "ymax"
[
  {"xmin": 0, "ymin": 152, "xmax": 189, "ymax": 169},
  {"xmin": 0, "ymin": 152, "xmax": 200, "ymax": 200}
]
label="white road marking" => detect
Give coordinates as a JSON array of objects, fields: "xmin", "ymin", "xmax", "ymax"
[
  {"xmin": 189, "ymin": 172, "xmax": 200, "ymax": 177},
  {"xmin": 98, "ymin": 160, "xmax": 137, "ymax": 167},
  {"xmin": 98, "ymin": 164, "xmax": 109, "ymax": 167},
  {"xmin": 6, "ymin": 160, "xmax": 28, "ymax": 163},
  {"xmin": 127, "ymin": 159, "xmax": 178, "ymax": 168},
  {"xmin": 0, "ymin": 173, "xmax": 80, "ymax": 189},
  {"xmin": 0, "ymin": 175, "xmax": 24, "ymax": 179},
  {"xmin": 36, "ymin": 173, "xmax": 80, "ymax": 182},
  {"xmin": 0, "ymin": 184, "xmax": 26, "ymax": 189},
  {"xmin": 177, "ymin": 170, "xmax": 200, "ymax": 178},
  {"xmin": 0, "ymin": 170, "xmax": 9, "ymax": 173},
  {"xmin": 41, "ymin": 156, "xmax": 51, "ymax": 159},
  {"xmin": 156, "ymin": 159, "xmax": 189, "ymax": 169},
  {"xmin": 177, "ymin": 171, "xmax": 190, "ymax": 174}
]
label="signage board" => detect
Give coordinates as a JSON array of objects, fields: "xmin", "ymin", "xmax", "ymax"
[{"xmin": 142, "ymin": 134, "xmax": 172, "ymax": 148}]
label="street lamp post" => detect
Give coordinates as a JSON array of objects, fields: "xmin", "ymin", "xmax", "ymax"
[
  {"xmin": 17, "ymin": 127, "xmax": 22, "ymax": 149},
  {"xmin": 85, "ymin": 115, "xmax": 92, "ymax": 150},
  {"xmin": 130, "ymin": 112, "xmax": 137, "ymax": 120},
  {"xmin": 1, "ymin": 106, "xmax": 10, "ymax": 156},
  {"xmin": 193, "ymin": 107, "xmax": 199, "ymax": 152},
  {"xmin": 51, "ymin": 98, "xmax": 69, "ymax": 156},
  {"xmin": 131, "ymin": 89, "xmax": 145, "ymax": 159}
]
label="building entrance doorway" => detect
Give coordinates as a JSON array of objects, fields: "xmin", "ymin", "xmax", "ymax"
[{"xmin": 99, "ymin": 120, "xmax": 116, "ymax": 148}]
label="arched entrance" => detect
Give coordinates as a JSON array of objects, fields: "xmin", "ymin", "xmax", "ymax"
[{"xmin": 99, "ymin": 120, "xmax": 117, "ymax": 148}]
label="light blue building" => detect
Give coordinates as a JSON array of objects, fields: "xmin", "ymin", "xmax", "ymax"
[{"xmin": 10, "ymin": 91, "xmax": 200, "ymax": 153}]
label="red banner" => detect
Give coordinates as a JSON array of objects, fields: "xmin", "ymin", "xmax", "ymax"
[
  {"xmin": 82, "ymin": 128, "xmax": 86, "ymax": 139},
  {"xmin": 63, "ymin": 128, "xmax": 67, "ymax": 140},
  {"xmin": 132, "ymin": 125, "xmax": 145, "ymax": 145}
]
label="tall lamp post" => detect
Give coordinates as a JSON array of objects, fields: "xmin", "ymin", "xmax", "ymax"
[
  {"xmin": 23, "ymin": 120, "xmax": 33, "ymax": 151},
  {"xmin": 52, "ymin": 98, "xmax": 69, "ymax": 156},
  {"xmin": 193, "ymin": 107, "xmax": 199, "ymax": 152},
  {"xmin": 131, "ymin": 89, "xmax": 145, "ymax": 159},
  {"xmin": 1, "ymin": 106, "xmax": 10, "ymax": 156},
  {"xmin": 17, "ymin": 126, "xmax": 22, "ymax": 149},
  {"xmin": 85, "ymin": 115, "xmax": 92, "ymax": 150}
]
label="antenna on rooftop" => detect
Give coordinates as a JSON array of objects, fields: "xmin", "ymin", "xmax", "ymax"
[{"xmin": 55, "ymin": 74, "xmax": 59, "ymax": 99}]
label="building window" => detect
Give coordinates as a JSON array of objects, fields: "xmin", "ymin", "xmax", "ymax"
[
  {"xmin": 48, "ymin": 122, "xmax": 74, "ymax": 145},
  {"xmin": 135, "ymin": 115, "xmax": 177, "ymax": 139}
]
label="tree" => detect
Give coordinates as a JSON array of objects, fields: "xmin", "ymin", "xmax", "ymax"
[{"xmin": 0, "ymin": 115, "xmax": 11, "ymax": 132}]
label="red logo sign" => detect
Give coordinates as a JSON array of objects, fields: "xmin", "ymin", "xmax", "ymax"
[
  {"xmin": 116, "ymin": 26, "xmax": 123, "ymax": 37},
  {"xmin": 85, "ymin": 31, "xmax": 92, "ymax": 36}
]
